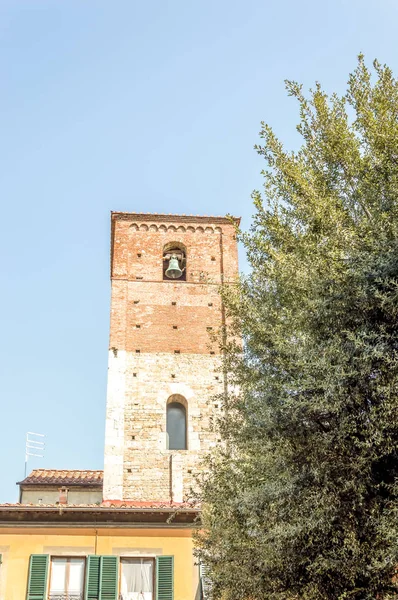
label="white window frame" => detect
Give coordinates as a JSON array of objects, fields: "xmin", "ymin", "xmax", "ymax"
[
  {"xmin": 48, "ymin": 556, "xmax": 86, "ymax": 600},
  {"xmin": 119, "ymin": 556, "xmax": 155, "ymax": 600}
]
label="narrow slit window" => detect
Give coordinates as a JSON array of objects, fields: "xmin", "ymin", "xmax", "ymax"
[{"xmin": 166, "ymin": 399, "xmax": 187, "ymax": 450}]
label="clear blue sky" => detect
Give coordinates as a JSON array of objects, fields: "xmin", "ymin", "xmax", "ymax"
[{"xmin": 0, "ymin": 0, "xmax": 397, "ymax": 502}]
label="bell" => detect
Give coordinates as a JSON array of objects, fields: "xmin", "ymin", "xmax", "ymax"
[{"xmin": 165, "ymin": 255, "xmax": 183, "ymax": 279}]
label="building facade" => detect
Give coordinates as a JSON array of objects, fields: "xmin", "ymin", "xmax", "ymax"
[
  {"xmin": 104, "ymin": 212, "xmax": 239, "ymax": 503},
  {"xmin": 0, "ymin": 212, "xmax": 239, "ymax": 600},
  {"xmin": 0, "ymin": 498, "xmax": 198, "ymax": 600}
]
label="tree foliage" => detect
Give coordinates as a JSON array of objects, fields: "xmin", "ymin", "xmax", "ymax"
[{"xmin": 195, "ymin": 56, "xmax": 398, "ymax": 600}]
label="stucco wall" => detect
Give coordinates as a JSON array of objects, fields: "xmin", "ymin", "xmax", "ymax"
[
  {"xmin": 20, "ymin": 488, "xmax": 103, "ymax": 505},
  {"xmin": 0, "ymin": 527, "xmax": 198, "ymax": 600}
]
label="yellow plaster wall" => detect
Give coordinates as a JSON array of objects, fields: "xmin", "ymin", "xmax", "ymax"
[{"xmin": 0, "ymin": 527, "xmax": 199, "ymax": 600}]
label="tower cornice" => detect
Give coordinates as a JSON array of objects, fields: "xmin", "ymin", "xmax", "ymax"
[{"xmin": 111, "ymin": 211, "xmax": 241, "ymax": 226}]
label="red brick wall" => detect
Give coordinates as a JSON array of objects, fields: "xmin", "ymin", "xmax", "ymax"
[{"xmin": 109, "ymin": 214, "xmax": 239, "ymax": 355}]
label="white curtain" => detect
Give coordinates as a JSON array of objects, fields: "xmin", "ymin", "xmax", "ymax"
[
  {"xmin": 49, "ymin": 558, "xmax": 66, "ymax": 593},
  {"xmin": 120, "ymin": 559, "xmax": 153, "ymax": 600},
  {"xmin": 49, "ymin": 557, "xmax": 85, "ymax": 595},
  {"xmin": 68, "ymin": 559, "xmax": 85, "ymax": 593}
]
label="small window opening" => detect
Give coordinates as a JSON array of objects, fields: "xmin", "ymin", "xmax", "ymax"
[
  {"xmin": 172, "ymin": 301, "xmax": 177, "ymax": 306},
  {"xmin": 208, "ymin": 302, "xmax": 213, "ymax": 307},
  {"xmin": 163, "ymin": 243, "xmax": 186, "ymax": 281},
  {"xmin": 173, "ymin": 325, "xmax": 178, "ymax": 329},
  {"xmin": 136, "ymin": 324, "xmax": 141, "ymax": 328}
]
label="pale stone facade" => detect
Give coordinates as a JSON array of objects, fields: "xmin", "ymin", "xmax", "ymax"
[{"xmin": 103, "ymin": 213, "xmax": 239, "ymax": 502}]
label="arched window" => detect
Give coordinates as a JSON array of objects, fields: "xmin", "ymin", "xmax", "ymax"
[
  {"xmin": 166, "ymin": 396, "xmax": 187, "ymax": 450},
  {"xmin": 163, "ymin": 242, "xmax": 186, "ymax": 281}
]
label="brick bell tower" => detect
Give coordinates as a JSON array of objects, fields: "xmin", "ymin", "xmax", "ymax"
[{"xmin": 103, "ymin": 212, "xmax": 239, "ymax": 502}]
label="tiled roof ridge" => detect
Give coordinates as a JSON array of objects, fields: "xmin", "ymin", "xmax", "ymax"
[
  {"xmin": 111, "ymin": 212, "xmax": 241, "ymax": 224},
  {"xmin": 26, "ymin": 469, "xmax": 103, "ymax": 474},
  {"xmin": 17, "ymin": 469, "xmax": 104, "ymax": 486},
  {"xmin": 0, "ymin": 500, "xmax": 200, "ymax": 510},
  {"xmin": 112, "ymin": 211, "xmax": 238, "ymax": 218}
]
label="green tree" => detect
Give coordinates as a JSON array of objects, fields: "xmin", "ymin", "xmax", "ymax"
[{"xmin": 195, "ymin": 56, "xmax": 398, "ymax": 600}]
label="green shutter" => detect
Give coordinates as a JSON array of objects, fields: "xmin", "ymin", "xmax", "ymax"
[
  {"xmin": 156, "ymin": 556, "xmax": 174, "ymax": 600},
  {"xmin": 86, "ymin": 555, "xmax": 101, "ymax": 599},
  {"xmin": 85, "ymin": 556, "xmax": 118, "ymax": 600},
  {"xmin": 99, "ymin": 556, "xmax": 118, "ymax": 600},
  {"xmin": 26, "ymin": 554, "xmax": 49, "ymax": 600}
]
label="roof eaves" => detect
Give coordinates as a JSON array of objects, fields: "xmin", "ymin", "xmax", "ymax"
[
  {"xmin": 0, "ymin": 504, "xmax": 199, "ymax": 513},
  {"xmin": 111, "ymin": 212, "xmax": 241, "ymax": 226}
]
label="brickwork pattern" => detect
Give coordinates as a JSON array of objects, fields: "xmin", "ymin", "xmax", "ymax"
[{"xmin": 104, "ymin": 213, "xmax": 239, "ymax": 502}]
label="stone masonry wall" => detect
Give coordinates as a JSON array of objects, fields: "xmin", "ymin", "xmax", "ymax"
[{"xmin": 103, "ymin": 213, "xmax": 239, "ymax": 502}]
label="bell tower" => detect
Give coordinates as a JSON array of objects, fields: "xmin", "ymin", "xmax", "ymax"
[{"xmin": 103, "ymin": 212, "xmax": 239, "ymax": 502}]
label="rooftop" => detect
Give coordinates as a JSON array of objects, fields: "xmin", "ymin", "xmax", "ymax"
[
  {"xmin": 111, "ymin": 211, "xmax": 241, "ymax": 225},
  {"xmin": 17, "ymin": 469, "xmax": 103, "ymax": 487},
  {"xmin": 0, "ymin": 500, "xmax": 197, "ymax": 510},
  {"xmin": 0, "ymin": 499, "xmax": 200, "ymax": 527}
]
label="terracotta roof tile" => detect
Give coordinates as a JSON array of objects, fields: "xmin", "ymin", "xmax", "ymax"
[
  {"xmin": 0, "ymin": 500, "xmax": 199, "ymax": 511},
  {"xmin": 101, "ymin": 499, "xmax": 198, "ymax": 509},
  {"xmin": 18, "ymin": 469, "xmax": 103, "ymax": 487}
]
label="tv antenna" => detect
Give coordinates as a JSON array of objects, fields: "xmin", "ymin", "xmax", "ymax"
[{"xmin": 25, "ymin": 432, "xmax": 45, "ymax": 478}]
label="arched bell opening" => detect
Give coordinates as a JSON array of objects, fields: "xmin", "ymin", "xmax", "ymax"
[
  {"xmin": 163, "ymin": 242, "xmax": 186, "ymax": 281},
  {"xmin": 166, "ymin": 394, "xmax": 188, "ymax": 450}
]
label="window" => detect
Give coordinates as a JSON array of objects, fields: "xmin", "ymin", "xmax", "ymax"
[
  {"xmin": 162, "ymin": 243, "xmax": 186, "ymax": 281},
  {"xmin": 120, "ymin": 558, "xmax": 154, "ymax": 600},
  {"xmin": 26, "ymin": 554, "xmax": 173, "ymax": 600},
  {"xmin": 49, "ymin": 557, "xmax": 85, "ymax": 600},
  {"xmin": 166, "ymin": 396, "xmax": 187, "ymax": 450}
]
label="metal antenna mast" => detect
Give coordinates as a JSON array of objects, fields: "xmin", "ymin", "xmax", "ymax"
[{"xmin": 25, "ymin": 432, "xmax": 45, "ymax": 478}]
